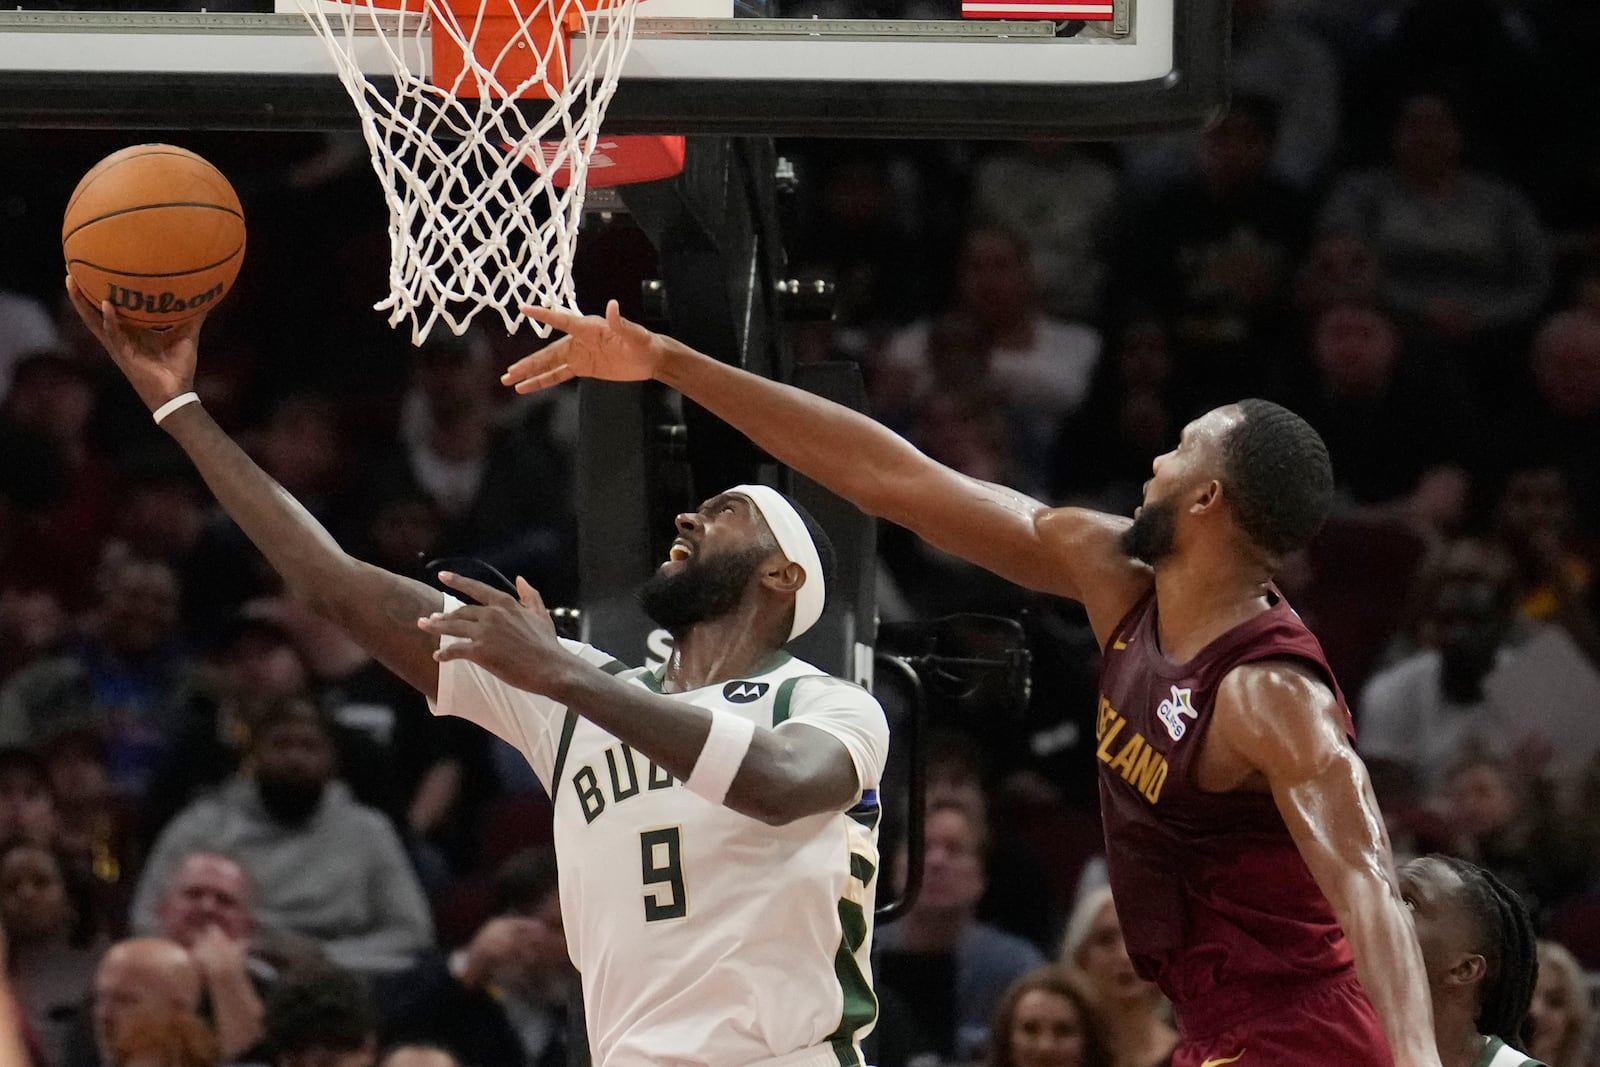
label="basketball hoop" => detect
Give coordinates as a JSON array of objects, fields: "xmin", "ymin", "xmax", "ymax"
[{"xmin": 296, "ymin": 0, "xmax": 682, "ymax": 341}]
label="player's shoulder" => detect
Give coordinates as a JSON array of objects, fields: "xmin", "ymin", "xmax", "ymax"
[
  {"xmin": 1214, "ymin": 658, "xmax": 1342, "ymax": 742},
  {"xmin": 556, "ymin": 637, "xmax": 635, "ymax": 677},
  {"xmin": 772, "ymin": 655, "xmax": 876, "ymax": 700}
]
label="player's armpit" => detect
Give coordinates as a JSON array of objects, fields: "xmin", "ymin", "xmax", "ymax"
[
  {"xmin": 730, "ymin": 722, "xmax": 862, "ymax": 827},
  {"xmin": 1212, "ymin": 662, "xmax": 1442, "ymax": 1067}
]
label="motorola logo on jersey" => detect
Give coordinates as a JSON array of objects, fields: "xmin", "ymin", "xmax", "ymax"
[{"xmin": 723, "ymin": 681, "xmax": 770, "ymax": 704}]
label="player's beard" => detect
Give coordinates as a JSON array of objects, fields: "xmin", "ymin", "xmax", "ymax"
[
  {"xmin": 1119, "ymin": 495, "xmax": 1179, "ymax": 565},
  {"xmin": 639, "ymin": 545, "xmax": 769, "ymax": 635}
]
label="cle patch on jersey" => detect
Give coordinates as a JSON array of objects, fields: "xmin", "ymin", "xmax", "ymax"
[{"xmin": 1157, "ymin": 685, "xmax": 1198, "ymax": 741}]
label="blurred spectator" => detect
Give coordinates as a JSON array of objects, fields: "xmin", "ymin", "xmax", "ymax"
[
  {"xmin": 141, "ymin": 605, "xmax": 488, "ymax": 886},
  {"xmin": 878, "ymin": 223, "xmax": 1102, "ymax": 495},
  {"xmin": 39, "ymin": 732, "xmax": 137, "ymax": 933},
  {"xmin": 1, "ymin": 840, "xmax": 102, "ymax": 1067},
  {"xmin": 1052, "ymin": 319, "xmax": 1182, "ymax": 516},
  {"xmin": 246, "ymin": 395, "xmax": 347, "ymax": 525},
  {"xmin": 130, "ymin": 700, "xmax": 433, "ymax": 978},
  {"xmin": 1497, "ymin": 311, "xmax": 1600, "ymax": 539},
  {"xmin": 107, "ymin": 453, "xmax": 266, "ymax": 653},
  {"xmin": 1399, "ymin": 854, "xmax": 1541, "ymax": 1067},
  {"xmin": 0, "ymin": 558, "xmax": 201, "ymax": 801},
  {"xmin": 147, "ymin": 851, "xmax": 309, "ymax": 1062},
  {"xmin": 1318, "ymin": 93, "xmax": 1552, "ymax": 361},
  {"xmin": 372, "ymin": 329, "xmax": 574, "ymax": 602},
  {"xmin": 0, "ymin": 292, "xmax": 64, "ymax": 404},
  {"xmin": 1123, "ymin": 0, "xmax": 1340, "ymax": 192},
  {"xmin": 0, "ymin": 590, "xmax": 68, "ymax": 684},
  {"xmin": 1527, "ymin": 941, "xmax": 1595, "ymax": 1067},
  {"xmin": 83, "ymin": 939, "xmax": 203, "ymax": 1067},
  {"xmin": 1294, "ymin": 231, "xmax": 1381, "ymax": 315},
  {"xmin": 1281, "ymin": 301, "xmax": 1477, "ymax": 532},
  {"xmin": 875, "ymin": 802, "xmax": 1045, "ymax": 1062},
  {"xmin": 1358, "ymin": 539, "xmax": 1600, "ymax": 800},
  {"xmin": 1227, "ymin": 0, "xmax": 1343, "ymax": 187},
  {"xmin": 1058, "ymin": 888, "xmax": 1176, "ymax": 1067},
  {"xmin": 110, "ymin": 1007, "xmax": 219, "ymax": 1067},
  {"xmin": 0, "ymin": 749, "xmax": 56, "ymax": 849},
  {"xmin": 151, "ymin": 850, "xmax": 321, "ymax": 977},
  {"xmin": 970, "ymin": 143, "xmax": 1120, "ymax": 322},
  {"xmin": 1490, "ymin": 466, "xmax": 1600, "ymax": 664},
  {"xmin": 1121, "ymin": 95, "xmax": 1307, "ymax": 415},
  {"xmin": 263, "ymin": 964, "xmax": 376, "ymax": 1067},
  {"xmin": 0, "ymin": 352, "xmax": 118, "ymax": 611},
  {"xmin": 1435, "ymin": 757, "xmax": 1586, "ymax": 927},
  {"xmin": 923, "ymin": 732, "xmax": 1059, "ymax": 954},
  {"xmin": 984, "ymin": 966, "xmax": 1110, "ymax": 1067},
  {"xmin": 1351, "ymin": 0, "xmax": 1541, "ymax": 174},
  {"xmin": 386, "ymin": 848, "xmax": 577, "ymax": 1067}
]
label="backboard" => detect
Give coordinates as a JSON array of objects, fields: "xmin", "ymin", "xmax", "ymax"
[{"xmin": 0, "ymin": 0, "xmax": 1225, "ymax": 137}]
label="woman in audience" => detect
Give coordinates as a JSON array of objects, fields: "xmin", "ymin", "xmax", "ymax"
[
  {"xmin": 1527, "ymin": 941, "xmax": 1596, "ymax": 1067},
  {"xmin": 1059, "ymin": 888, "xmax": 1176, "ymax": 1067},
  {"xmin": 0, "ymin": 839, "xmax": 101, "ymax": 1067},
  {"xmin": 986, "ymin": 966, "xmax": 1110, "ymax": 1067}
]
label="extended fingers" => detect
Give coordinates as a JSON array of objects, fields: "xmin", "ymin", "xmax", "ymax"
[
  {"xmin": 512, "ymin": 366, "xmax": 575, "ymax": 394},
  {"xmin": 501, "ymin": 345, "xmax": 568, "ymax": 388},
  {"xmin": 521, "ymin": 304, "xmax": 585, "ymax": 333},
  {"xmin": 417, "ymin": 612, "xmax": 481, "ymax": 639}
]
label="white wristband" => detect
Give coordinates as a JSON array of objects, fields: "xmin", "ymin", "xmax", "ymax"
[
  {"xmin": 685, "ymin": 711, "xmax": 756, "ymax": 805},
  {"xmin": 152, "ymin": 392, "xmax": 200, "ymax": 425}
]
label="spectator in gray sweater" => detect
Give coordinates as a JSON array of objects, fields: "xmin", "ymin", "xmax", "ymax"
[
  {"xmin": 1318, "ymin": 93, "xmax": 1551, "ymax": 351},
  {"xmin": 129, "ymin": 700, "xmax": 433, "ymax": 977}
]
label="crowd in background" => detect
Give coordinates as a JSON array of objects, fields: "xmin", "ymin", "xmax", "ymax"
[{"xmin": 4, "ymin": 0, "xmax": 1600, "ymax": 1064}]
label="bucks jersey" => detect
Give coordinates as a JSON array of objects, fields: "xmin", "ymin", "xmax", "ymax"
[
  {"xmin": 431, "ymin": 598, "xmax": 890, "ymax": 1067},
  {"xmin": 1472, "ymin": 1037, "xmax": 1546, "ymax": 1067}
]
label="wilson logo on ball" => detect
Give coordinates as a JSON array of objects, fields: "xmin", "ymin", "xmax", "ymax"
[{"xmin": 106, "ymin": 282, "xmax": 225, "ymax": 316}]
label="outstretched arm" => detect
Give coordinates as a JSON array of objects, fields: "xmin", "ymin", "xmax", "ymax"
[
  {"xmin": 66, "ymin": 279, "xmax": 442, "ymax": 698},
  {"xmin": 1212, "ymin": 662, "xmax": 1442, "ymax": 1067},
  {"xmin": 420, "ymin": 573, "xmax": 868, "ymax": 825},
  {"xmin": 511, "ymin": 303, "xmax": 1150, "ymax": 645}
]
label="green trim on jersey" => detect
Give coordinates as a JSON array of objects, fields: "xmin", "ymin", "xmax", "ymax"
[
  {"xmin": 1472, "ymin": 1036, "xmax": 1546, "ymax": 1067},
  {"xmin": 600, "ymin": 658, "xmax": 630, "ymax": 676},
  {"xmin": 826, "ymin": 897, "xmax": 876, "ymax": 1067},
  {"xmin": 772, "ymin": 677, "xmax": 805, "ymax": 726},
  {"xmin": 640, "ymin": 650, "xmax": 795, "ymax": 696},
  {"xmin": 849, "ymin": 853, "xmax": 876, "ymax": 884},
  {"xmin": 551, "ymin": 710, "xmax": 579, "ymax": 790}
]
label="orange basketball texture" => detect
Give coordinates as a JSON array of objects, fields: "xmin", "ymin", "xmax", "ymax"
[{"xmin": 62, "ymin": 145, "xmax": 246, "ymax": 328}]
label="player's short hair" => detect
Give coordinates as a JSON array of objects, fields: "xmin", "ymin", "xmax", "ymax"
[
  {"xmin": 265, "ymin": 963, "xmax": 376, "ymax": 1060},
  {"xmin": 1220, "ymin": 400, "xmax": 1334, "ymax": 559},
  {"xmin": 1433, "ymin": 855, "xmax": 1538, "ymax": 1048}
]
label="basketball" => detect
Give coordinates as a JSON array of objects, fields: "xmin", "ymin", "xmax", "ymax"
[{"xmin": 62, "ymin": 144, "xmax": 246, "ymax": 329}]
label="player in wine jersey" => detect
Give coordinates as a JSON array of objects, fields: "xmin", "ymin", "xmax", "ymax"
[
  {"xmin": 70, "ymin": 284, "xmax": 890, "ymax": 1067},
  {"xmin": 511, "ymin": 302, "xmax": 1446, "ymax": 1067}
]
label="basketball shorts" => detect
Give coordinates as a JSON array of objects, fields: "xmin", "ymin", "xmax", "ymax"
[{"xmin": 1172, "ymin": 974, "xmax": 1393, "ymax": 1067}]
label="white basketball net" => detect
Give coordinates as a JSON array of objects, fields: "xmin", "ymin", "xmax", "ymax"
[{"xmin": 297, "ymin": 0, "xmax": 641, "ymax": 341}]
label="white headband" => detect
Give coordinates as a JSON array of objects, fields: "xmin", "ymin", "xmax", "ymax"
[{"xmin": 730, "ymin": 484, "xmax": 826, "ymax": 642}]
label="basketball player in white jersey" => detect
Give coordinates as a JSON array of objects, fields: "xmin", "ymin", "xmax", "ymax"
[{"xmin": 67, "ymin": 281, "xmax": 890, "ymax": 1067}]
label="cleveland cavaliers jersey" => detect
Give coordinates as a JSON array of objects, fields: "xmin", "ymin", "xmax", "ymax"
[
  {"xmin": 431, "ymin": 597, "xmax": 890, "ymax": 1067},
  {"xmin": 1096, "ymin": 589, "xmax": 1362, "ymax": 1032}
]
